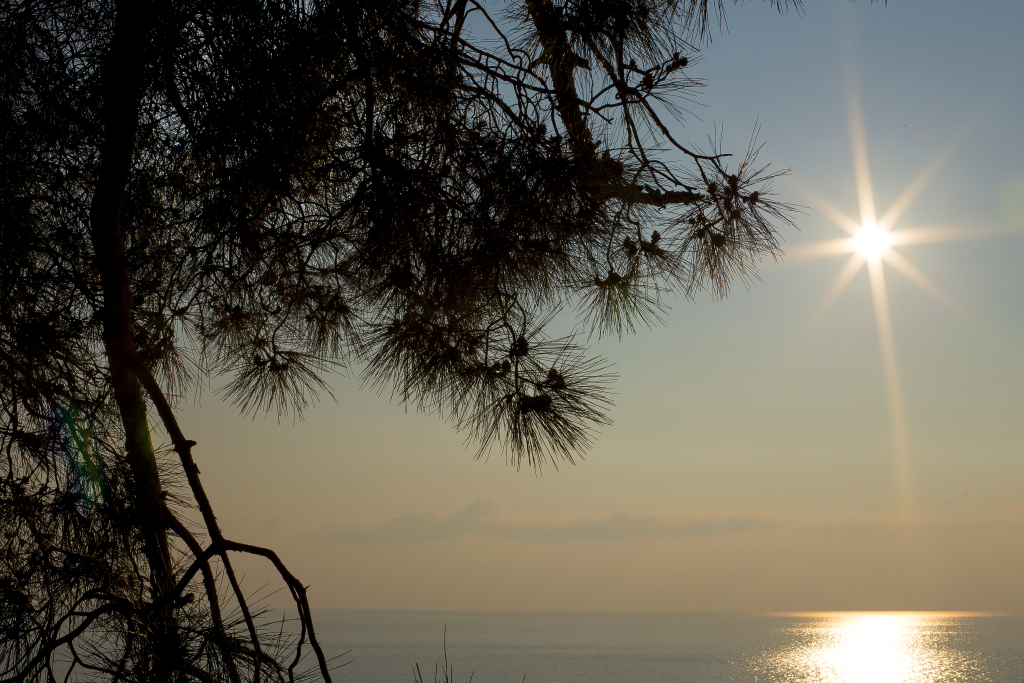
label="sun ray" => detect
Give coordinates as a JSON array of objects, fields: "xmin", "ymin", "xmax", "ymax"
[
  {"xmin": 812, "ymin": 252, "xmax": 865, "ymax": 323},
  {"xmin": 796, "ymin": 182, "xmax": 864, "ymax": 236},
  {"xmin": 846, "ymin": 80, "xmax": 877, "ymax": 228},
  {"xmin": 877, "ymin": 139, "xmax": 961, "ymax": 231},
  {"xmin": 882, "ymin": 250, "xmax": 970, "ymax": 319},
  {"xmin": 889, "ymin": 224, "xmax": 1001, "ymax": 247},
  {"xmin": 866, "ymin": 259, "xmax": 913, "ymax": 513},
  {"xmin": 879, "ymin": 86, "xmax": 1007, "ymax": 231},
  {"xmin": 787, "ymin": 238, "xmax": 857, "ymax": 263}
]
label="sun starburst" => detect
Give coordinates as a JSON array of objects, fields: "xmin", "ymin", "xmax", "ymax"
[
  {"xmin": 852, "ymin": 223, "xmax": 891, "ymax": 260},
  {"xmin": 792, "ymin": 82, "xmax": 980, "ymax": 515}
]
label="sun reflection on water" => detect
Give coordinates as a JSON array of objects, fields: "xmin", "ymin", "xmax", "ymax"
[{"xmin": 752, "ymin": 612, "xmax": 991, "ymax": 683}]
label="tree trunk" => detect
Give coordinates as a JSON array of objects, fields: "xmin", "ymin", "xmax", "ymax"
[{"xmin": 87, "ymin": 0, "xmax": 178, "ymax": 675}]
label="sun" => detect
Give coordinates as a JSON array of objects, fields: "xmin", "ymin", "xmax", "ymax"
[
  {"xmin": 852, "ymin": 222, "xmax": 891, "ymax": 260},
  {"xmin": 793, "ymin": 82, "xmax": 977, "ymax": 515}
]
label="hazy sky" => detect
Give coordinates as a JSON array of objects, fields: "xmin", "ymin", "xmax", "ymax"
[{"xmin": 177, "ymin": 0, "xmax": 1024, "ymax": 613}]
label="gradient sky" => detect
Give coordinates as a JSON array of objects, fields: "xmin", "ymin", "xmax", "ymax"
[{"xmin": 176, "ymin": 0, "xmax": 1024, "ymax": 613}]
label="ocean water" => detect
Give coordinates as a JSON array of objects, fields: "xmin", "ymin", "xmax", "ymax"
[{"xmin": 310, "ymin": 610, "xmax": 1023, "ymax": 683}]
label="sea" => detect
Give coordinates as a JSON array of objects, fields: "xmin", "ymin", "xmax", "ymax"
[{"xmin": 309, "ymin": 610, "xmax": 1023, "ymax": 683}]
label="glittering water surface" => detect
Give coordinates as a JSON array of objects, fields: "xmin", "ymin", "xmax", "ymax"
[
  {"xmin": 314, "ymin": 610, "xmax": 1022, "ymax": 683},
  {"xmin": 749, "ymin": 612, "xmax": 1016, "ymax": 682}
]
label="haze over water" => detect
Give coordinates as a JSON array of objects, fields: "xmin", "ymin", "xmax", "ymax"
[{"xmin": 315, "ymin": 610, "xmax": 1022, "ymax": 683}]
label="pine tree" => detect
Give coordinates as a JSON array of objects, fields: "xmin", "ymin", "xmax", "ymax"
[{"xmin": 1, "ymin": 0, "xmax": 797, "ymax": 679}]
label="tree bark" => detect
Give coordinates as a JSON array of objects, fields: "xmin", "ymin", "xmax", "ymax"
[
  {"xmin": 87, "ymin": 0, "xmax": 178, "ymax": 675},
  {"xmin": 525, "ymin": 0, "xmax": 703, "ymax": 211},
  {"xmin": 524, "ymin": 0, "xmax": 596, "ymax": 159}
]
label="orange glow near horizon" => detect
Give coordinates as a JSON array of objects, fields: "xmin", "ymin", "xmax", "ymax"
[{"xmin": 768, "ymin": 611, "xmax": 1007, "ymax": 618}]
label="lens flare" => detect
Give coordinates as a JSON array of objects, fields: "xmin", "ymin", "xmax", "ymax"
[{"xmin": 51, "ymin": 401, "xmax": 105, "ymax": 515}]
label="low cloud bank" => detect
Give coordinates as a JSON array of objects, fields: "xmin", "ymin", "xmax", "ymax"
[
  {"xmin": 312, "ymin": 500, "xmax": 1024, "ymax": 545},
  {"xmin": 315, "ymin": 499, "xmax": 781, "ymax": 544}
]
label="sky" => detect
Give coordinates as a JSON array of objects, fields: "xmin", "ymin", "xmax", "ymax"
[{"xmin": 176, "ymin": 0, "xmax": 1024, "ymax": 614}]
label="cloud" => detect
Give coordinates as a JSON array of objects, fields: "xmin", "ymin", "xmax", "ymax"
[
  {"xmin": 310, "ymin": 501, "xmax": 1024, "ymax": 546},
  {"xmin": 312, "ymin": 499, "xmax": 780, "ymax": 544}
]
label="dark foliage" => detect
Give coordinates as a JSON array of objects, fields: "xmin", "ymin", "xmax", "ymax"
[{"xmin": 1, "ymin": 0, "xmax": 799, "ymax": 680}]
